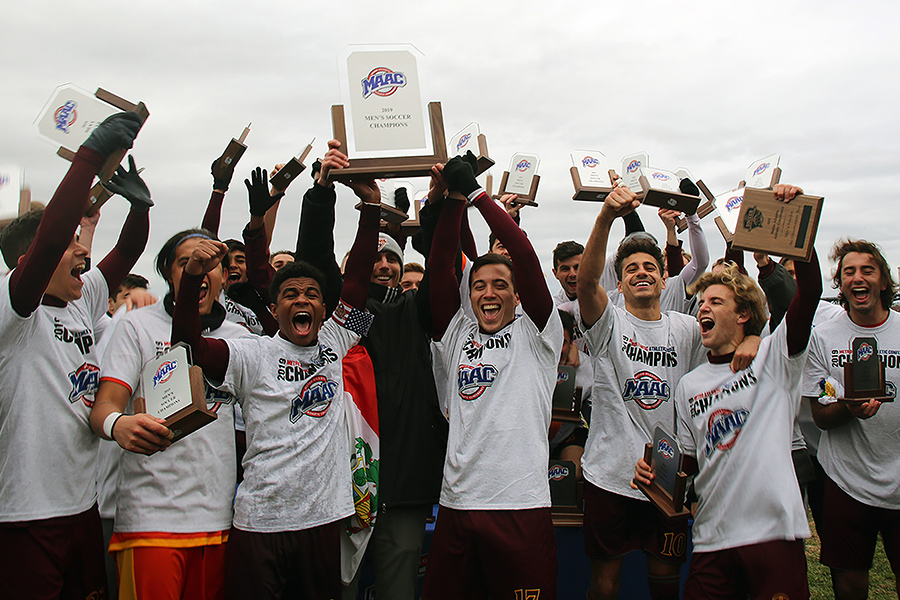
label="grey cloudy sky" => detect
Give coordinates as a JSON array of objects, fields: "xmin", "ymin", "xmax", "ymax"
[{"xmin": 3, "ymin": 0, "xmax": 900, "ymax": 295}]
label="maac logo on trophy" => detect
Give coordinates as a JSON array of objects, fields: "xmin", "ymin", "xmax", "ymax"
[
  {"xmin": 753, "ymin": 162, "xmax": 770, "ymax": 176},
  {"xmin": 516, "ymin": 160, "xmax": 531, "ymax": 172},
  {"xmin": 626, "ymin": 160, "xmax": 641, "ymax": 173},
  {"xmin": 54, "ymin": 100, "xmax": 77, "ymax": 133},
  {"xmin": 456, "ymin": 133, "xmax": 472, "ymax": 151},
  {"xmin": 362, "ymin": 67, "xmax": 407, "ymax": 99},
  {"xmin": 582, "ymin": 156, "xmax": 599, "ymax": 168},
  {"xmin": 742, "ymin": 206, "xmax": 763, "ymax": 232}
]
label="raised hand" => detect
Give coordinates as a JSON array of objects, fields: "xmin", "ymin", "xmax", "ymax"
[
  {"xmin": 83, "ymin": 112, "xmax": 142, "ymax": 157},
  {"xmin": 245, "ymin": 167, "xmax": 284, "ymax": 217},
  {"xmin": 105, "ymin": 155, "xmax": 153, "ymax": 212}
]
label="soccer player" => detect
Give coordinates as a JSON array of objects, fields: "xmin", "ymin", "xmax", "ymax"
[
  {"xmin": 802, "ymin": 239, "xmax": 900, "ymax": 600},
  {"xmin": 552, "ymin": 240, "xmax": 583, "ymax": 306},
  {"xmin": 0, "ymin": 112, "xmax": 148, "ymax": 599},
  {"xmin": 423, "ymin": 154, "xmax": 563, "ymax": 598},
  {"xmin": 635, "ymin": 184, "xmax": 821, "ymax": 599},
  {"xmin": 577, "ymin": 184, "xmax": 709, "ymax": 600},
  {"xmin": 170, "ymin": 174, "xmax": 380, "ymax": 599}
]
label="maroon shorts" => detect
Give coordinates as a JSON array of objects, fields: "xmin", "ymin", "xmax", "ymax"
[
  {"xmin": 684, "ymin": 539, "xmax": 808, "ymax": 600},
  {"xmin": 0, "ymin": 505, "xmax": 108, "ymax": 600},
  {"xmin": 582, "ymin": 482, "xmax": 688, "ymax": 563},
  {"xmin": 422, "ymin": 506, "xmax": 557, "ymax": 600},
  {"xmin": 223, "ymin": 521, "xmax": 341, "ymax": 600},
  {"xmin": 820, "ymin": 474, "xmax": 900, "ymax": 572}
]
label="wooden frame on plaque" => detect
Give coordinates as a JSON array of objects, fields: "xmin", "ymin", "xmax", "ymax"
[
  {"xmin": 571, "ymin": 167, "xmax": 617, "ymax": 202},
  {"xmin": 212, "ymin": 123, "xmax": 250, "ymax": 186},
  {"xmin": 634, "ymin": 428, "xmax": 691, "ymax": 519},
  {"xmin": 675, "ymin": 180, "xmax": 717, "ymax": 233},
  {"xmin": 639, "ymin": 168, "xmax": 701, "ymax": 215},
  {"xmin": 838, "ymin": 337, "xmax": 894, "ymax": 404},
  {"xmin": 731, "ymin": 187, "xmax": 824, "ymax": 261},
  {"xmin": 134, "ymin": 344, "xmax": 215, "ymax": 443},
  {"xmin": 495, "ymin": 171, "xmax": 540, "ymax": 207},
  {"xmin": 52, "ymin": 89, "xmax": 150, "ymax": 216},
  {"xmin": 328, "ymin": 102, "xmax": 448, "ymax": 181},
  {"xmin": 449, "ymin": 124, "xmax": 494, "ymax": 175}
]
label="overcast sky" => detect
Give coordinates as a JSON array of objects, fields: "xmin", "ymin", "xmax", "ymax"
[{"xmin": 3, "ymin": 0, "xmax": 900, "ymax": 296}]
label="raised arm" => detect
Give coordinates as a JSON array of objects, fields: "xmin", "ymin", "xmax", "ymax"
[
  {"xmin": 9, "ymin": 113, "xmax": 141, "ymax": 317},
  {"xmin": 337, "ymin": 180, "xmax": 381, "ymax": 311},
  {"xmin": 428, "ymin": 188, "xmax": 465, "ymax": 340},
  {"xmin": 576, "ymin": 186, "xmax": 642, "ymax": 327},
  {"xmin": 295, "ymin": 141, "xmax": 345, "ymax": 316},
  {"xmin": 756, "ymin": 253, "xmax": 797, "ymax": 332},
  {"xmin": 679, "ymin": 213, "xmax": 709, "ymax": 286},
  {"xmin": 171, "ymin": 240, "xmax": 232, "ymax": 382},
  {"xmin": 96, "ymin": 156, "xmax": 153, "ymax": 293}
]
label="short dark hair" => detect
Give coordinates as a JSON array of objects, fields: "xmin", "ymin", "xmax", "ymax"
[
  {"xmin": 0, "ymin": 208, "xmax": 44, "ymax": 269},
  {"xmin": 270, "ymin": 250, "xmax": 294, "ymax": 260},
  {"xmin": 403, "ymin": 262, "xmax": 425, "ymax": 274},
  {"xmin": 469, "ymin": 253, "xmax": 516, "ymax": 292},
  {"xmin": 269, "ymin": 260, "xmax": 328, "ymax": 301},
  {"xmin": 553, "ymin": 241, "xmax": 584, "ymax": 269},
  {"xmin": 614, "ymin": 237, "xmax": 665, "ymax": 281},
  {"xmin": 112, "ymin": 273, "xmax": 150, "ymax": 300},
  {"xmin": 156, "ymin": 228, "xmax": 219, "ymax": 291},
  {"xmin": 830, "ymin": 239, "xmax": 897, "ymax": 311}
]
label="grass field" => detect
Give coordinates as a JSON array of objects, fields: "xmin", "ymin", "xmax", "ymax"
[{"xmin": 806, "ymin": 511, "xmax": 896, "ymax": 599}]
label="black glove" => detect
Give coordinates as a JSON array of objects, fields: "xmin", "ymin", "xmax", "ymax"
[
  {"xmin": 394, "ymin": 186, "xmax": 410, "ymax": 213},
  {"xmin": 679, "ymin": 177, "xmax": 700, "ymax": 196},
  {"xmin": 311, "ymin": 159, "xmax": 322, "ymax": 180},
  {"xmin": 211, "ymin": 157, "xmax": 235, "ymax": 192},
  {"xmin": 443, "ymin": 155, "xmax": 480, "ymax": 197},
  {"xmin": 462, "ymin": 150, "xmax": 479, "ymax": 174},
  {"xmin": 82, "ymin": 112, "xmax": 142, "ymax": 157},
  {"xmin": 104, "ymin": 155, "xmax": 153, "ymax": 212},
  {"xmin": 245, "ymin": 167, "xmax": 284, "ymax": 217}
]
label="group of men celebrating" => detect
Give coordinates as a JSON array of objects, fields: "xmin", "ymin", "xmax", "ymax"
[{"xmin": 0, "ymin": 111, "xmax": 897, "ymax": 600}]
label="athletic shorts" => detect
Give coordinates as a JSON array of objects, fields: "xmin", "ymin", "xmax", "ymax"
[
  {"xmin": 820, "ymin": 474, "xmax": 900, "ymax": 572},
  {"xmin": 0, "ymin": 505, "xmax": 107, "ymax": 600},
  {"xmin": 116, "ymin": 544, "xmax": 226, "ymax": 600},
  {"xmin": 421, "ymin": 506, "xmax": 557, "ymax": 600},
  {"xmin": 223, "ymin": 521, "xmax": 341, "ymax": 600},
  {"xmin": 684, "ymin": 539, "xmax": 808, "ymax": 600},
  {"xmin": 582, "ymin": 481, "xmax": 688, "ymax": 563}
]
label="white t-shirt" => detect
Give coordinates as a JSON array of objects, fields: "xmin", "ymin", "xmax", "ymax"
[
  {"xmin": 802, "ymin": 311, "xmax": 900, "ymax": 509},
  {"xmin": 0, "ymin": 269, "xmax": 108, "ymax": 522},
  {"xmin": 217, "ymin": 318, "xmax": 362, "ymax": 532},
  {"xmin": 677, "ymin": 322, "xmax": 810, "ymax": 552},
  {"xmin": 101, "ymin": 301, "xmax": 252, "ymax": 533},
  {"xmin": 582, "ymin": 302, "xmax": 705, "ymax": 499},
  {"xmin": 432, "ymin": 308, "xmax": 563, "ymax": 510}
]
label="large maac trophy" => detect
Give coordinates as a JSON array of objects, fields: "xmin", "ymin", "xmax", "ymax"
[
  {"xmin": 329, "ymin": 44, "xmax": 447, "ymax": 181},
  {"xmin": 36, "ymin": 85, "xmax": 149, "ymax": 216}
]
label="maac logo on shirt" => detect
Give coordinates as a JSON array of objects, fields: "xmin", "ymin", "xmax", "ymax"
[
  {"xmin": 290, "ymin": 375, "xmax": 338, "ymax": 422},
  {"xmin": 457, "ymin": 363, "xmax": 498, "ymax": 401},
  {"xmin": 204, "ymin": 384, "xmax": 233, "ymax": 413},
  {"xmin": 623, "ymin": 370, "xmax": 670, "ymax": 410},
  {"xmin": 68, "ymin": 362, "xmax": 100, "ymax": 406},
  {"xmin": 703, "ymin": 407, "xmax": 750, "ymax": 458}
]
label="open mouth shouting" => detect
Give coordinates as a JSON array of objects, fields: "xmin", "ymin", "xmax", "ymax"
[
  {"xmin": 70, "ymin": 263, "xmax": 85, "ymax": 284},
  {"xmin": 481, "ymin": 302, "xmax": 502, "ymax": 323},
  {"xmin": 291, "ymin": 310, "xmax": 313, "ymax": 338},
  {"xmin": 699, "ymin": 316, "xmax": 715, "ymax": 334}
]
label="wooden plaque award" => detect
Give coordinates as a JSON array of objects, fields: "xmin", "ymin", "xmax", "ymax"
[
  {"xmin": 134, "ymin": 344, "xmax": 215, "ymax": 443},
  {"xmin": 638, "ymin": 167, "xmax": 701, "ymax": 214},
  {"xmin": 495, "ymin": 153, "xmax": 540, "ymax": 207},
  {"xmin": 571, "ymin": 150, "xmax": 617, "ymax": 202},
  {"xmin": 329, "ymin": 45, "xmax": 448, "ymax": 181},
  {"xmin": 551, "ymin": 365, "xmax": 583, "ymax": 423},
  {"xmin": 634, "ymin": 426, "xmax": 691, "ymax": 519},
  {"xmin": 37, "ymin": 85, "xmax": 149, "ymax": 216},
  {"xmin": 213, "ymin": 123, "xmax": 251, "ymax": 185},
  {"xmin": 448, "ymin": 123, "xmax": 493, "ymax": 175},
  {"xmin": 731, "ymin": 188, "xmax": 824, "ymax": 261},
  {"xmin": 838, "ymin": 337, "xmax": 894, "ymax": 404},
  {"xmin": 270, "ymin": 138, "xmax": 315, "ymax": 191}
]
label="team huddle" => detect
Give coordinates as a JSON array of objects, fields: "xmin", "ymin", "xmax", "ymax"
[{"xmin": 1, "ymin": 112, "xmax": 897, "ymax": 600}]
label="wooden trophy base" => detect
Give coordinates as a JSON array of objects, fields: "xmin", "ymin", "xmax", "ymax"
[
  {"xmin": 634, "ymin": 443, "xmax": 691, "ymax": 519},
  {"xmin": 473, "ymin": 134, "xmax": 494, "ymax": 176},
  {"xmin": 837, "ymin": 361, "xmax": 894, "ymax": 404},
  {"xmin": 570, "ymin": 166, "xmax": 614, "ymax": 202},
  {"xmin": 329, "ymin": 102, "xmax": 448, "ymax": 181},
  {"xmin": 355, "ymin": 202, "xmax": 408, "ymax": 225},
  {"xmin": 134, "ymin": 365, "xmax": 216, "ymax": 443},
  {"xmin": 641, "ymin": 188, "xmax": 701, "ymax": 215},
  {"xmin": 494, "ymin": 171, "xmax": 540, "ymax": 207}
]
